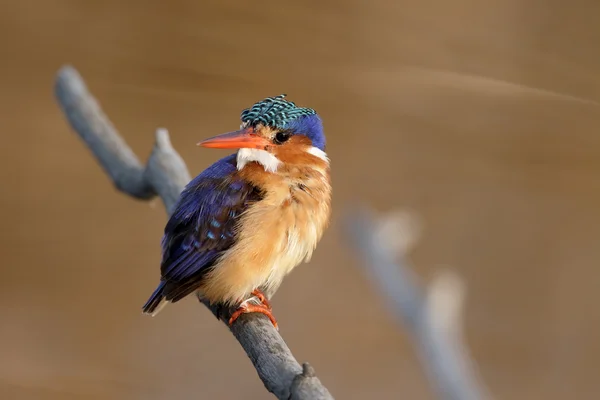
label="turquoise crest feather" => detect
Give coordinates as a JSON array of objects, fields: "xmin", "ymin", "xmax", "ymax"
[{"xmin": 240, "ymin": 94, "xmax": 316, "ymax": 129}]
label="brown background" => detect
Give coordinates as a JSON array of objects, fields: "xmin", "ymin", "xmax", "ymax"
[{"xmin": 1, "ymin": 1, "xmax": 599, "ymax": 399}]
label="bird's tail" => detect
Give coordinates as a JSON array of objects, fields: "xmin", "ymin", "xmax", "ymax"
[{"xmin": 142, "ymin": 281, "xmax": 169, "ymax": 316}]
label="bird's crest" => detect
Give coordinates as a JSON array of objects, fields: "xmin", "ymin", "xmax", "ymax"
[{"xmin": 240, "ymin": 94, "xmax": 316, "ymax": 129}]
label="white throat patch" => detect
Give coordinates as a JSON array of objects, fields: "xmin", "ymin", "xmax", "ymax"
[{"xmin": 237, "ymin": 148, "xmax": 281, "ymax": 173}]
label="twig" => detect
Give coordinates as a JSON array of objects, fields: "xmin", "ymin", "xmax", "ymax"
[
  {"xmin": 343, "ymin": 207, "xmax": 490, "ymax": 400},
  {"xmin": 54, "ymin": 65, "xmax": 333, "ymax": 400}
]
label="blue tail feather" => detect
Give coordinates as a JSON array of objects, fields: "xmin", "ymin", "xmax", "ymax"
[{"xmin": 142, "ymin": 281, "xmax": 167, "ymax": 315}]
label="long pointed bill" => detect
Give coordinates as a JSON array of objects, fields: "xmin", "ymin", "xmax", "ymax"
[{"xmin": 197, "ymin": 128, "xmax": 270, "ymax": 150}]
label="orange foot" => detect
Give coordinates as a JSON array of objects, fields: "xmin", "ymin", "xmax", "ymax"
[{"xmin": 228, "ymin": 289, "xmax": 278, "ymax": 329}]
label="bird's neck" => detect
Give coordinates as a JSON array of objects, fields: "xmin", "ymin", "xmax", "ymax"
[
  {"xmin": 236, "ymin": 147, "xmax": 328, "ymax": 175},
  {"xmin": 236, "ymin": 148, "xmax": 330, "ymax": 201}
]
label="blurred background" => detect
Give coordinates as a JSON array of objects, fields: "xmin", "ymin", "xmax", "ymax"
[{"xmin": 1, "ymin": 0, "xmax": 600, "ymax": 399}]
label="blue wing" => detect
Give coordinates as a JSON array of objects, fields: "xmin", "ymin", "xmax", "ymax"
[{"xmin": 142, "ymin": 154, "xmax": 262, "ymax": 312}]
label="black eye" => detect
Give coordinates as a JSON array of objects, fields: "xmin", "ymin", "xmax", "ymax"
[{"xmin": 274, "ymin": 131, "xmax": 291, "ymax": 145}]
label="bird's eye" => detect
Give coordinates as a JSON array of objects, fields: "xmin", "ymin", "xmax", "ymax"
[{"xmin": 274, "ymin": 131, "xmax": 291, "ymax": 145}]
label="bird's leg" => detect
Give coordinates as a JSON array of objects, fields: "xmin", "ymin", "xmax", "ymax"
[
  {"xmin": 251, "ymin": 288, "xmax": 272, "ymax": 310},
  {"xmin": 228, "ymin": 289, "xmax": 278, "ymax": 329}
]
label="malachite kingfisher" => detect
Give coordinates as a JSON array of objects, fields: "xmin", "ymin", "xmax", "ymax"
[{"xmin": 142, "ymin": 94, "xmax": 331, "ymax": 329}]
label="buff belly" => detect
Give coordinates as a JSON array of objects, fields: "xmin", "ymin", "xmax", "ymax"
[{"xmin": 197, "ymin": 199, "xmax": 328, "ymax": 305}]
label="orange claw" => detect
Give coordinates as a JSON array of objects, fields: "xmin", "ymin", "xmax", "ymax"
[{"xmin": 228, "ymin": 303, "xmax": 278, "ymax": 329}]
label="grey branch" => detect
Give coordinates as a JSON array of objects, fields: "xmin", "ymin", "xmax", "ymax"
[
  {"xmin": 54, "ymin": 65, "xmax": 333, "ymax": 400},
  {"xmin": 343, "ymin": 208, "xmax": 490, "ymax": 400}
]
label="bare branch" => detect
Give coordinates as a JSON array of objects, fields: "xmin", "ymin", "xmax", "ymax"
[
  {"xmin": 54, "ymin": 65, "xmax": 333, "ymax": 400},
  {"xmin": 343, "ymin": 207, "xmax": 490, "ymax": 400}
]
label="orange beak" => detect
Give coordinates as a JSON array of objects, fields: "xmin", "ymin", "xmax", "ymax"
[{"xmin": 197, "ymin": 128, "xmax": 271, "ymax": 150}]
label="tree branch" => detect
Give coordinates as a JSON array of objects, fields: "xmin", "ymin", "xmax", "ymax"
[
  {"xmin": 343, "ymin": 208, "xmax": 491, "ymax": 400},
  {"xmin": 54, "ymin": 65, "xmax": 333, "ymax": 400}
]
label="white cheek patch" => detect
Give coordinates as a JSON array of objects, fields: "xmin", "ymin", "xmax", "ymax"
[
  {"xmin": 237, "ymin": 148, "xmax": 282, "ymax": 173},
  {"xmin": 307, "ymin": 146, "xmax": 329, "ymax": 163}
]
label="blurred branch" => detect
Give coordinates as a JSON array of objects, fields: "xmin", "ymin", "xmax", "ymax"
[
  {"xmin": 54, "ymin": 65, "xmax": 333, "ymax": 400},
  {"xmin": 344, "ymin": 208, "xmax": 490, "ymax": 400}
]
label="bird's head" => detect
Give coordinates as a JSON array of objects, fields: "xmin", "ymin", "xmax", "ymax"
[{"xmin": 198, "ymin": 94, "xmax": 327, "ymax": 173}]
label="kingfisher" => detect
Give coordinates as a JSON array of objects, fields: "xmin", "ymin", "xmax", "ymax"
[{"xmin": 142, "ymin": 94, "xmax": 331, "ymax": 329}]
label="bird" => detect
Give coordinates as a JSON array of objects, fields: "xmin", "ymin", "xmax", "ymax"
[{"xmin": 142, "ymin": 94, "xmax": 331, "ymax": 329}]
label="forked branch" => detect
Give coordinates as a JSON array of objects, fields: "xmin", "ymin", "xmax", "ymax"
[
  {"xmin": 54, "ymin": 65, "xmax": 333, "ymax": 400},
  {"xmin": 344, "ymin": 208, "xmax": 490, "ymax": 400}
]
